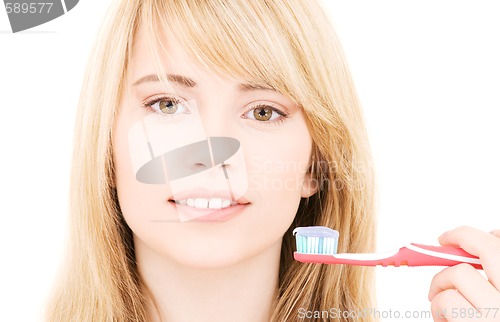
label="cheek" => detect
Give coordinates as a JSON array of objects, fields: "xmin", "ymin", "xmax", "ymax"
[
  {"xmin": 244, "ymin": 122, "xmax": 312, "ymax": 200},
  {"xmin": 112, "ymin": 110, "xmax": 175, "ymax": 230},
  {"xmin": 113, "ymin": 124, "xmax": 156, "ymax": 224},
  {"xmin": 247, "ymin": 147, "xmax": 311, "ymax": 196},
  {"xmin": 113, "ymin": 114, "xmax": 195, "ymax": 266},
  {"xmin": 241, "ymin": 119, "xmax": 312, "ymax": 236}
]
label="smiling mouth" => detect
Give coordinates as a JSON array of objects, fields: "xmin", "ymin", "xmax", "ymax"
[
  {"xmin": 167, "ymin": 190, "xmax": 250, "ymax": 223},
  {"xmin": 171, "ymin": 198, "xmax": 237, "ymax": 209}
]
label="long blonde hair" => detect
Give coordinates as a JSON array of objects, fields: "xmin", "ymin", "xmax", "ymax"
[{"xmin": 45, "ymin": 0, "xmax": 377, "ymax": 321}]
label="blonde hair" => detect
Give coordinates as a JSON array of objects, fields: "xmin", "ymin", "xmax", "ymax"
[{"xmin": 45, "ymin": 0, "xmax": 377, "ymax": 321}]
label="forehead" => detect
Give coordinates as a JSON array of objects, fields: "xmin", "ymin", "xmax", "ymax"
[
  {"xmin": 129, "ymin": 26, "xmax": 196, "ymax": 79},
  {"xmin": 127, "ymin": 24, "xmax": 282, "ymax": 94}
]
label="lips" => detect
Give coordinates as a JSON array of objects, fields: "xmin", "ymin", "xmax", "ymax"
[
  {"xmin": 174, "ymin": 197, "xmax": 235, "ymax": 209},
  {"xmin": 167, "ymin": 189, "xmax": 250, "ymax": 222},
  {"xmin": 168, "ymin": 189, "xmax": 250, "ymax": 206}
]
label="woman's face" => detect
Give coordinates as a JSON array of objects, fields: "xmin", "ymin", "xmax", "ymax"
[{"xmin": 113, "ymin": 26, "xmax": 316, "ymax": 268}]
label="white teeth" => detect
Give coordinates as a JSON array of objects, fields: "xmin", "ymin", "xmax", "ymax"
[
  {"xmin": 194, "ymin": 198, "xmax": 208, "ymax": 208},
  {"xmin": 176, "ymin": 198, "xmax": 234, "ymax": 209},
  {"xmin": 208, "ymin": 198, "xmax": 222, "ymax": 209}
]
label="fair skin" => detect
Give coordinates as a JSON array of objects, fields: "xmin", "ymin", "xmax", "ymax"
[
  {"xmin": 429, "ymin": 227, "xmax": 500, "ymax": 322},
  {"xmin": 113, "ymin": 26, "xmax": 317, "ymax": 321},
  {"xmin": 112, "ymin": 24, "xmax": 500, "ymax": 322}
]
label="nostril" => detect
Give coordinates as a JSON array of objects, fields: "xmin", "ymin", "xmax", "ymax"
[{"xmin": 193, "ymin": 162, "xmax": 209, "ymax": 169}]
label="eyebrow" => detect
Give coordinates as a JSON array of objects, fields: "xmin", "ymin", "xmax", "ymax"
[
  {"xmin": 133, "ymin": 74, "xmax": 195, "ymax": 87},
  {"xmin": 132, "ymin": 73, "xmax": 276, "ymax": 92}
]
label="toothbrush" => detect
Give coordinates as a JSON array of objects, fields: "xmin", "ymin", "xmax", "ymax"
[{"xmin": 293, "ymin": 226, "xmax": 483, "ymax": 269}]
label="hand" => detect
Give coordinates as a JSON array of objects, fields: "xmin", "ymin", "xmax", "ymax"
[{"xmin": 428, "ymin": 226, "xmax": 500, "ymax": 321}]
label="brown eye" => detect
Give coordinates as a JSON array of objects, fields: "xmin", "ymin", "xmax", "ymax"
[
  {"xmin": 244, "ymin": 103, "xmax": 287, "ymax": 123},
  {"xmin": 253, "ymin": 106, "xmax": 273, "ymax": 121},
  {"xmin": 144, "ymin": 96, "xmax": 189, "ymax": 118},
  {"xmin": 159, "ymin": 99, "xmax": 178, "ymax": 114}
]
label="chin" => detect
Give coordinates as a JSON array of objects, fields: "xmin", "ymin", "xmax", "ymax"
[
  {"xmin": 165, "ymin": 241, "xmax": 253, "ymax": 270},
  {"xmin": 131, "ymin": 205, "xmax": 290, "ymax": 271}
]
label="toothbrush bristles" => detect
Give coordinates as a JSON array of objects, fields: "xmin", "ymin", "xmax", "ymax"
[
  {"xmin": 293, "ymin": 226, "xmax": 339, "ymax": 255},
  {"xmin": 295, "ymin": 236, "xmax": 338, "ymax": 255}
]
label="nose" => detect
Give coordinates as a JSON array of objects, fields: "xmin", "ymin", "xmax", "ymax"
[
  {"xmin": 162, "ymin": 136, "xmax": 240, "ymax": 181},
  {"xmin": 184, "ymin": 100, "xmax": 240, "ymax": 174},
  {"xmin": 134, "ymin": 137, "xmax": 240, "ymax": 184},
  {"xmin": 184, "ymin": 140, "xmax": 212, "ymax": 172}
]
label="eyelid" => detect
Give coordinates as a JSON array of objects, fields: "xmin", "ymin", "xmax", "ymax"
[
  {"xmin": 142, "ymin": 94, "xmax": 186, "ymax": 107},
  {"xmin": 241, "ymin": 102, "xmax": 290, "ymax": 126},
  {"xmin": 243, "ymin": 101, "xmax": 289, "ymax": 116},
  {"xmin": 140, "ymin": 94, "xmax": 192, "ymax": 124}
]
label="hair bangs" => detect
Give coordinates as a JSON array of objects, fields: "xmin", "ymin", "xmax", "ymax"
[{"xmin": 139, "ymin": 0, "xmax": 320, "ymax": 107}]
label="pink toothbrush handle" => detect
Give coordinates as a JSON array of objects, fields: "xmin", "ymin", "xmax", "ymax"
[
  {"xmin": 403, "ymin": 244, "xmax": 482, "ymax": 269},
  {"xmin": 294, "ymin": 244, "xmax": 483, "ymax": 269}
]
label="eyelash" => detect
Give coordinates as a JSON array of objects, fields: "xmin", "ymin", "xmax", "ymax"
[
  {"xmin": 243, "ymin": 103, "xmax": 289, "ymax": 125},
  {"xmin": 142, "ymin": 95, "xmax": 186, "ymax": 114},
  {"xmin": 142, "ymin": 95, "xmax": 289, "ymax": 125}
]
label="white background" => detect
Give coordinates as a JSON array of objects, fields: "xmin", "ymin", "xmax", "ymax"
[{"xmin": 0, "ymin": 1, "xmax": 499, "ymax": 321}]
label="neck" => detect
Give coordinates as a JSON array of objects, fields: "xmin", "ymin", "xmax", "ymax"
[{"xmin": 135, "ymin": 237, "xmax": 281, "ymax": 322}]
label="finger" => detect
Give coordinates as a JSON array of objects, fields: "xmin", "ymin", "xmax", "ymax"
[
  {"xmin": 428, "ymin": 263, "xmax": 500, "ymax": 308},
  {"xmin": 430, "ymin": 289, "xmax": 474, "ymax": 322},
  {"xmin": 439, "ymin": 226, "xmax": 500, "ymax": 290}
]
